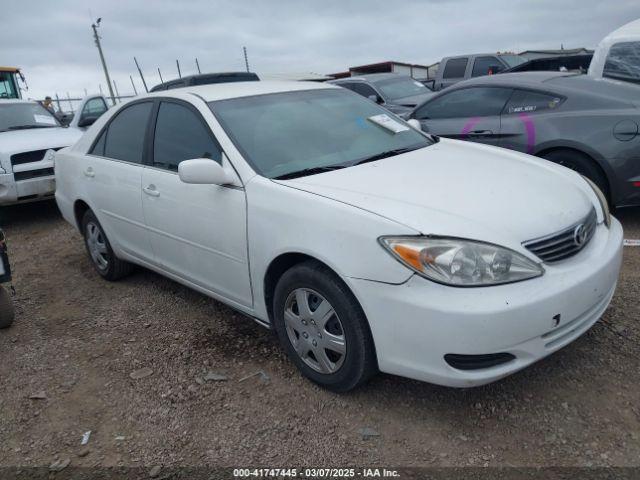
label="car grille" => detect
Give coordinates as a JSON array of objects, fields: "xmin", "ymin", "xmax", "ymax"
[
  {"xmin": 10, "ymin": 148, "xmax": 62, "ymax": 167},
  {"xmin": 14, "ymin": 168, "xmax": 55, "ymax": 181},
  {"xmin": 522, "ymin": 208, "xmax": 597, "ymax": 263}
]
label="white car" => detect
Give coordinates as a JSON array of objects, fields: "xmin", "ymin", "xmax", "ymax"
[
  {"xmin": 0, "ymin": 96, "xmax": 107, "ymax": 206},
  {"xmin": 54, "ymin": 81, "xmax": 623, "ymax": 391}
]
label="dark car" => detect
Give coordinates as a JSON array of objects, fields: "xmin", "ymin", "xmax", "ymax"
[
  {"xmin": 503, "ymin": 54, "xmax": 593, "ymax": 74},
  {"xmin": 329, "ymin": 73, "xmax": 434, "ymax": 116},
  {"xmin": 409, "ymin": 71, "xmax": 640, "ymax": 207},
  {"xmin": 150, "ymin": 72, "xmax": 259, "ymax": 92}
]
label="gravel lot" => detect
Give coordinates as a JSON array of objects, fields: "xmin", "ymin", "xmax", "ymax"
[{"xmin": 1, "ymin": 201, "xmax": 639, "ymax": 470}]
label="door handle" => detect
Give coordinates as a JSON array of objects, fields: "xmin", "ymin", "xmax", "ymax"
[
  {"xmin": 143, "ymin": 185, "xmax": 160, "ymax": 197},
  {"xmin": 83, "ymin": 167, "xmax": 95, "ymax": 178},
  {"xmin": 468, "ymin": 130, "xmax": 493, "ymax": 136}
]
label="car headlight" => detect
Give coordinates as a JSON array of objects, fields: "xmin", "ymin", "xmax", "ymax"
[
  {"xmin": 582, "ymin": 176, "xmax": 610, "ymax": 228},
  {"xmin": 379, "ymin": 236, "xmax": 544, "ymax": 287}
]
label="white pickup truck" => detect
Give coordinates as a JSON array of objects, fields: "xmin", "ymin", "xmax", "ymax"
[
  {"xmin": 588, "ymin": 18, "xmax": 640, "ymax": 83},
  {"xmin": 0, "ymin": 95, "xmax": 108, "ymax": 206}
]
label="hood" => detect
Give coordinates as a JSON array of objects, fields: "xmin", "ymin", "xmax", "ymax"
[
  {"xmin": 0, "ymin": 127, "xmax": 83, "ymax": 156},
  {"xmin": 277, "ymin": 139, "xmax": 594, "ymax": 250},
  {"xmin": 390, "ymin": 92, "xmax": 435, "ymax": 107}
]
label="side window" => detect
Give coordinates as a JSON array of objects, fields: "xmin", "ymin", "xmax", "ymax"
[
  {"xmin": 414, "ymin": 87, "xmax": 512, "ymax": 120},
  {"xmin": 504, "ymin": 90, "xmax": 563, "ymax": 114},
  {"xmin": 152, "ymin": 101, "xmax": 222, "ymax": 171},
  {"xmin": 351, "ymin": 83, "xmax": 380, "ymax": 101},
  {"xmin": 603, "ymin": 41, "xmax": 640, "ymax": 82},
  {"xmin": 337, "ymin": 82, "xmax": 357, "ymax": 92},
  {"xmin": 103, "ymin": 102, "xmax": 153, "ymax": 163},
  {"xmin": 82, "ymin": 97, "xmax": 108, "ymax": 117},
  {"xmin": 472, "ymin": 56, "xmax": 506, "ymax": 77},
  {"xmin": 90, "ymin": 130, "xmax": 106, "ymax": 156},
  {"xmin": 442, "ymin": 58, "xmax": 468, "ymax": 79}
]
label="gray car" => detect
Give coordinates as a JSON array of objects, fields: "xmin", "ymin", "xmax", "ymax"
[
  {"xmin": 329, "ymin": 73, "xmax": 434, "ymax": 116},
  {"xmin": 409, "ymin": 72, "xmax": 640, "ymax": 208}
]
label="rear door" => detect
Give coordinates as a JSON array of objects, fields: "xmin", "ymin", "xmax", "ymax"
[
  {"xmin": 84, "ymin": 101, "xmax": 154, "ymax": 262},
  {"xmin": 499, "ymin": 89, "xmax": 565, "ymax": 154},
  {"xmin": 412, "ymin": 86, "xmax": 512, "ymax": 147},
  {"xmin": 141, "ymin": 99, "xmax": 252, "ymax": 307}
]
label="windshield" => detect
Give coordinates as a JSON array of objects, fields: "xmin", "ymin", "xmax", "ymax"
[
  {"xmin": 603, "ymin": 41, "xmax": 640, "ymax": 84},
  {"xmin": 0, "ymin": 102, "xmax": 60, "ymax": 132},
  {"xmin": 0, "ymin": 71, "xmax": 20, "ymax": 99},
  {"xmin": 375, "ymin": 77, "xmax": 430, "ymax": 101},
  {"xmin": 210, "ymin": 88, "xmax": 432, "ymax": 179},
  {"xmin": 499, "ymin": 54, "xmax": 527, "ymax": 68}
]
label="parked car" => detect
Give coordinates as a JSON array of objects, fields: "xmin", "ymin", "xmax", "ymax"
[
  {"xmin": 503, "ymin": 54, "xmax": 593, "ymax": 74},
  {"xmin": 589, "ymin": 17, "xmax": 640, "ymax": 84},
  {"xmin": 433, "ymin": 53, "xmax": 527, "ymax": 90},
  {"xmin": 0, "ymin": 100, "xmax": 82, "ymax": 205},
  {"xmin": 329, "ymin": 73, "xmax": 434, "ymax": 116},
  {"xmin": 150, "ymin": 72, "xmax": 259, "ymax": 92},
  {"xmin": 67, "ymin": 95, "xmax": 110, "ymax": 130},
  {"xmin": 55, "ymin": 81, "xmax": 622, "ymax": 391},
  {"xmin": 0, "ymin": 228, "xmax": 14, "ymax": 329},
  {"xmin": 408, "ymin": 71, "xmax": 640, "ymax": 208}
]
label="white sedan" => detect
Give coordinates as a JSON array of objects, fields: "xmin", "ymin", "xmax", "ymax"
[{"xmin": 54, "ymin": 81, "xmax": 623, "ymax": 391}]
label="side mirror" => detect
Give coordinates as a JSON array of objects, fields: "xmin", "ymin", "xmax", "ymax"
[
  {"xmin": 368, "ymin": 94, "xmax": 383, "ymax": 104},
  {"xmin": 178, "ymin": 158, "xmax": 232, "ymax": 185},
  {"xmin": 77, "ymin": 115, "xmax": 98, "ymax": 128}
]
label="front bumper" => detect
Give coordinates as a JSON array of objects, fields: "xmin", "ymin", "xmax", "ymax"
[
  {"xmin": 0, "ymin": 173, "xmax": 56, "ymax": 205},
  {"xmin": 349, "ymin": 218, "xmax": 624, "ymax": 387}
]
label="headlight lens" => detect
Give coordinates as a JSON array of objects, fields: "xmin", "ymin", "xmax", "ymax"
[
  {"xmin": 379, "ymin": 236, "xmax": 544, "ymax": 287},
  {"xmin": 582, "ymin": 176, "xmax": 610, "ymax": 228}
]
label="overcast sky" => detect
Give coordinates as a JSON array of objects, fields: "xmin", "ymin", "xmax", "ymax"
[{"xmin": 3, "ymin": 0, "xmax": 639, "ymax": 101}]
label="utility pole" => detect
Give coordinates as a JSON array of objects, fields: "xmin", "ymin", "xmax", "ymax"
[
  {"xmin": 91, "ymin": 18, "xmax": 116, "ymax": 106},
  {"xmin": 243, "ymin": 46, "xmax": 250, "ymax": 72}
]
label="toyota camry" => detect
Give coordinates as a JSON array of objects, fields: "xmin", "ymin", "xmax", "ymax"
[{"xmin": 54, "ymin": 81, "xmax": 623, "ymax": 391}]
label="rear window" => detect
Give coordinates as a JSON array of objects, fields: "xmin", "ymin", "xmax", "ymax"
[
  {"xmin": 442, "ymin": 58, "xmax": 468, "ymax": 79},
  {"xmin": 603, "ymin": 41, "xmax": 640, "ymax": 84},
  {"xmin": 504, "ymin": 90, "xmax": 564, "ymax": 114}
]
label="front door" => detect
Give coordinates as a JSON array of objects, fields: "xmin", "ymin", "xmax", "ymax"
[
  {"xmin": 412, "ymin": 86, "xmax": 513, "ymax": 147},
  {"xmin": 141, "ymin": 100, "xmax": 252, "ymax": 307}
]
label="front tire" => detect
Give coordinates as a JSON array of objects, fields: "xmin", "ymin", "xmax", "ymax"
[
  {"xmin": 0, "ymin": 285, "xmax": 14, "ymax": 329},
  {"xmin": 81, "ymin": 210, "xmax": 133, "ymax": 281},
  {"xmin": 273, "ymin": 261, "xmax": 377, "ymax": 392}
]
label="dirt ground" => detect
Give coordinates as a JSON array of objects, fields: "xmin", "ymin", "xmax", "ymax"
[{"xmin": 1, "ymin": 201, "xmax": 639, "ymax": 470}]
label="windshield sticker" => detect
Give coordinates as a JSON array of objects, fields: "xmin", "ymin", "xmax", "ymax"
[
  {"xmin": 367, "ymin": 114, "xmax": 409, "ymax": 134},
  {"xmin": 34, "ymin": 114, "xmax": 56, "ymax": 125}
]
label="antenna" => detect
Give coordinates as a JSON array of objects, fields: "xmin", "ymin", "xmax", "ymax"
[
  {"xmin": 129, "ymin": 75, "xmax": 138, "ymax": 95},
  {"xmin": 176, "ymin": 59, "xmax": 182, "ymax": 78},
  {"xmin": 195, "ymin": 58, "xmax": 201, "ymax": 74}
]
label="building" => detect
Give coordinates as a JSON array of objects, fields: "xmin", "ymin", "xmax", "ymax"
[{"xmin": 329, "ymin": 60, "xmax": 437, "ymax": 80}]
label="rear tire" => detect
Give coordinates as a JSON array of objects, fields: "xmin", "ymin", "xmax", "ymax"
[
  {"xmin": 273, "ymin": 260, "xmax": 377, "ymax": 392},
  {"xmin": 541, "ymin": 149, "xmax": 610, "ymax": 202},
  {"xmin": 81, "ymin": 210, "xmax": 133, "ymax": 281},
  {"xmin": 0, "ymin": 285, "xmax": 15, "ymax": 329}
]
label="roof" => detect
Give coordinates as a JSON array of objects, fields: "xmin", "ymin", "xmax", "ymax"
[
  {"xmin": 0, "ymin": 99, "xmax": 33, "ymax": 105},
  {"xmin": 0, "ymin": 66, "xmax": 20, "ymax": 73},
  {"xmin": 589, "ymin": 18, "xmax": 640, "ymax": 78},
  {"xmin": 449, "ymin": 71, "xmax": 569, "ymax": 88},
  {"xmin": 519, "ymin": 48, "xmax": 593, "ymax": 55},
  {"xmin": 147, "ymin": 80, "xmax": 336, "ymax": 102}
]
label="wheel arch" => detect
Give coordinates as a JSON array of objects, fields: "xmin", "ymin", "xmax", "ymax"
[
  {"xmin": 534, "ymin": 143, "xmax": 614, "ymax": 202},
  {"xmin": 73, "ymin": 199, "xmax": 92, "ymax": 231}
]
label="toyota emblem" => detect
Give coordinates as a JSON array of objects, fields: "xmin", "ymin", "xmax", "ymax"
[{"xmin": 573, "ymin": 224, "xmax": 587, "ymax": 247}]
